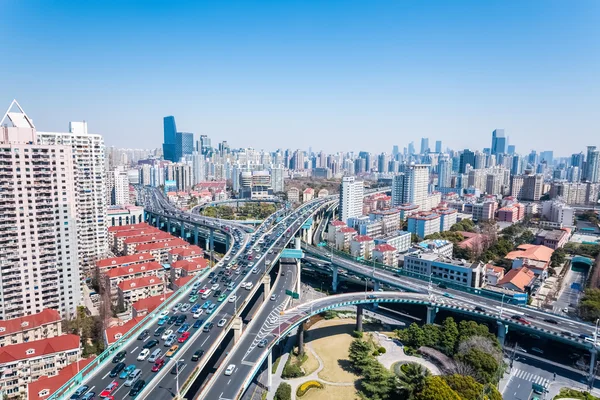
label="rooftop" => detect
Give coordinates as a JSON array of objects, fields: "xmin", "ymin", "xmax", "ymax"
[
  {"xmin": 118, "ymin": 276, "xmax": 163, "ymax": 291},
  {"xmin": 0, "ymin": 309, "xmax": 61, "ymax": 337},
  {"xmin": 505, "ymin": 244, "xmax": 554, "ymax": 263},
  {"xmin": 123, "ymin": 232, "xmax": 174, "ymax": 244},
  {"xmin": 104, "ymin": 317, "xmax": 144, "ymax": 345},
  {"xmin": 339, "ymin": 227, "xmax": 357, "ymax": 234},
  {"xmin": 135, "ymin": 238, "xmax": 188, "ymax": 252},
  {"xmin": 28, "ymin": 357, "xmax": 96, "ymax": 399},
  {"xmin": 374, "ymin": 243, "xmax": 397, "ymax": 252},
  {"xmin": 497, "ymin": 267, "xmax": 535, "ymax": 291},
  {"xmin": 0, "ymin": 334, "xmax": 80, "ymax": 364},
  {"xmin": 96, "ymin": 253, "xmax": 155, "ymax": 268},
  {"xmin": 108, "ymin": 222, "xmax": 152, "ymax": 233},
  {"xmin": 104, "ymin": 261, "xmax": 164, "ymax": 279},
  {"xmin": 132, "ymin": 292, "xmax": 174, "ymax": 314},
  {"xmin": 353, "ymin": 235, "xmax": 373, "ymax": 243}
]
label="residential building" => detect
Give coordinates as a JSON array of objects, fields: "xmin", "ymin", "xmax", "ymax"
[
  {"xmin": 109, "ymin": 225, "xmax": 162, "ymax": 254},
  {"xmin": 354, "ymin": 217, "xmax": 383, "ymax": 237},
  {"xmin": 28, "ymin": 357, "xmax": 95, "ymax": 400},
  {"xmin": 117, "ymin": 276, "xmax": 165, "ymax": 308},
  {"xmin": 103, "ymin": 261, "xmax": 165, "ymax": 299},
  {"xmin": 107, "ymin": 205, "xmax": 144, "ymax": 228},
  {"xmin": 0, "ymin": 309, "xmax": 62, "ymax": 348},
  {"xmin": 0, "ymin": 101, "xmax": 81, "ymax": 319},
  {"xmin": 391, "ymin": 164, "xmax": 430, "ymax": 211},
  {"xmin": 287, "ymin": 187, "xmax": 300, "ymax": 203},
  {"xmin": 317, "ymin": 189, "xmax": 329, "ymax": 198},
  {"xmin": 169, "ymin": 258, "xmax": 209, "ymax": 281},
  {"xmin": 135, "ymin": 238, "xmax": 190, "ymax": 263},
  {"xmin": 104, "ymin": 316, "xmax": 144, "ymax": 345},
  {"xmin": 327, "ymin": 220, "xmax": 347, "ymax": 244},
  {"xmin": 340, "ymin": 176, "xmax": 364, "ymax": 224},
  {"xmin": 369, "ymin": 209, "xmax": 401, "ymax": 235},
  {"xmin": 535, "ymin": 229, "xmax": 570, "ymax": 250},
  {"xmin": 485, "ymin": 265, "xmax": 505, "ymax": 286},
  {"xmin": 510, "ymin": 174, "xmax": 543, "ymax": 201},
  {"xmin": 106, "ymin": 166, "xmax": 130, "ymax": 205},
  {"xmin": 37, "ymin": 120, "xmax": 108, "ymax": 274},
  {"xmin": 168, "ymin": 245, "xmax": 204, "ymax": 263},
  {"xmin": 505, "ymin": 244, "xmax": 554, "ymax": 279},
  {"xmin": 437, "ymin": 154, "xmax": 452, "ymax": 188},
  {"xmin": 403, "ymin": 252, "xmax": 485, "ymax": 288},
  {"xmin": 496, "ymin": 267, "xmax": 536, "ymax": 293},
  {"xmin": 132, "ymin": 292, "xmax": 174, "ymax": 318},
  {"xmin": 96, "ymin": 253, "xmax": 156, "ymax": 274},
  {"xmin": 541, "ymin": 201, "xmax": 575, "ymax": 227},
  {"xmin": 586, "ymin": 146, "xmax": 600, "ymax": 183},
  {"xmin": 497, "ymin": 203, "xmax": 525, "ymax": 223},
  {"xmin": 472, "ymin": 199, "xmax": 498, "ymax": 221},
  {"xmin": 350, "ymin": 235, "xmax": 374, "ymax": 259},
  {"xmin": 372, "ymin": 244, "xmax": 398, "ymax": 266},
  {"xmin": 412, "ymin": 239, "xmax": 453, "ymax": 258},
  {"xmin": 335, "ymin": 227, "xmax": 357, "ymax": 252},
  {"xmin": 123, "ymin": 232, "xmax": 176, "ymax": 255},
  {"xmin": 0, "ymin": 334, "xmax": 80, "ymax": 398},
  {"xmin": 437, "ymin": 208, "xmax": 458, "ymax": 231},
  {"xmin": 374, "ymin": 231, "xmax": 411, "ymax": 253},
  {"xmin": 407, "ymin": 212, "xmax": 441, "ymax": 238},
  {"xmin": 397, "ymin": 203, "xmax": 420, "ymax": 221},
  {"xmin": 303, "ymin": 188, "xmax": 315, "ymax": 202},
  {"xmin": 549, "ymin": 181, "xmax": 600, "ymax": 205}
]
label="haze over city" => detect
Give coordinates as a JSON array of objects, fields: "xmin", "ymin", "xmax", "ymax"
[{"xmin": 1, "ymin": 0, "xmax": 599, "ymax": 152}]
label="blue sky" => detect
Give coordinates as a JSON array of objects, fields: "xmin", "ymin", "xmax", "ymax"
[{"xmin": 1, "ymin": 0, "xmax": 598, "ymax": 155}]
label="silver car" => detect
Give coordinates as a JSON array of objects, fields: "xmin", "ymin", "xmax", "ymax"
[
  {"xmin": 124, "ymin": 369, "xmax": 142, "ymax": 387},
  {"xmin": 164, "ymin": 334, "xmax": 177, "ymax": 347}
]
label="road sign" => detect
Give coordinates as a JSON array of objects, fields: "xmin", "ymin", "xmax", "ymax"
[
  {"xmin": 285, "ymin": 290, "xmax": 300, "ymax": 299},
  {"xmin": 317, "ymin": 242, "xmax": 327, "ymax": 247}
]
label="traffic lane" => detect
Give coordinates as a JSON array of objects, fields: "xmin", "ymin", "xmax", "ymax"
[{"xmin": 203, "ymin": 261, "xmax": 299, "ymax": 399}]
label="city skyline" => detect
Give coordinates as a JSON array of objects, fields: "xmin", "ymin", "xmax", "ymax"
[{"xmin": 2, "ymin": 1, "xmax": 599, "ymax": 153}]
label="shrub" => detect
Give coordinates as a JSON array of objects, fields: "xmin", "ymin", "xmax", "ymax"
[
  {"xmin": 296, "ymin": 380, "xmax": 323, "ymax": 397},
  {"xmin": 323, "ymin": 310, "xmax": 338, "ymax": 320},
  {"xmin": 353, "ymin": 330, "xmax": 364, "ymax": 338},
  {"xmin": 282, "ymin": 363, "xmax": 303, "ymax": 378},
  {"xmin": 274, "ymin": 382, "xmax": 292, "ymax": 400},
  {"xmin": 378, "ymin": 346, "xmax": 386, "ymax": 354}
]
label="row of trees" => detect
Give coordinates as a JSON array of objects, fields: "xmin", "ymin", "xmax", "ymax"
[
  {"xmin": 348, "ymin": 333, "xmax": 501, "ymax": 400},
  {"xmin": 63, "ymin": 306, "xmax": 106, "ymax": 357},
  {"xmin": 201, "ymin": 203, "xmax": 277, "ymax": 220},
  {"xmin": 396, "ymin": 318, "xmax": 503, "ymax": 386}
]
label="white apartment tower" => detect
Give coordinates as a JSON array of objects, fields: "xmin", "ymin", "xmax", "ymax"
[
  {"xmin": 0, "ymin": 101, "xmax": 81, "ymax": 319},
  {"xmin": 340, "ymin": 176, "xmax": 364, "ymax": 223},
  {"xmin": 107, "ymin": 166, "xmax": 130, "ymax": 206},
  {"xmin": 392, "ymin": 163, "xmax": 430, "ymax": 209},
  {"xmin": 37, "ymin": 120, "xmax": 108, "ymax": 273}
]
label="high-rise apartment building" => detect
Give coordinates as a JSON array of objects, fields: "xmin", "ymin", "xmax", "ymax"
[
  {"xmin": 270, "ymin": 164, "xmax": 285, "ymax": 193},
  {"xmin": 106, "ymin": 166, "xmax": 130, "ymax": 206},
  {"xmin": 585, "ymin": 146, "xmax": 600, "ymax": 183},
  {"xmin": 510, "ymin": 174, "xmax": 544, "ymax": 201},
  {"xmin": 38, "ymin": 121, "xmax": 107, "ymax": 274},
  {"xmin": 437, "ymin": 155, "xmax": 452, "ymax": 188},
  {"xmin": 198, "ymin": 134, "xmax": 212, "ymax": 155},
  {"xmin": 339, "ymin": 176, "xmax": 364, "ymax": 224},
  {"xmin": 491, "ymin": 129, "xmax": 506, "ymax": 156},
  {"xmin": 0, "ymin": 101, "xmax": 81, "ymax": 319},
  {"xmin": 391, "ymin": 164, "xmax": 430, "ymax": 210}
]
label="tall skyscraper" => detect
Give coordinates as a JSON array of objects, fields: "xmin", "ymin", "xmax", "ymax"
[
  {"xmin": 507, "ymin": 145, "xmax": 516, "ymax": 155},
  {"xmin": 586, "ymin": 146, "xmax": 600, "ymax": 183},
  {"xmin": 270, "ymin": 164, "xmax": 285, "ymax": 193},
  {"xmin": 459, "ymin": 149, "xmax": 475, "ymax": 174},
  {"xmin": 339, "ymin": 176, "xmax": 364, "ymax": 223},
  {"xmin": 391, "ymin": 164, "xmax": 429, "ymax": 210},
  {"xmin": 571, "ymin": 152, "xmax": 585, "ymax": 170},
  {"xmin": 198, "ymin": 134, "xmax": 212, "ymax": 155},
  {"xmin": 435, "ymin": 140, "xmax": 442, "ymax": 153},
  {"xmin": 107, "ymin": 166, "xmax": 130, "ymax": 205},
  {"xmin": 175, "ymin": 132, "xmax": 194, "ymax": 161},
  {"xmin": 377, "ymin": 152, "xmax": 388, "ymax": 173},
  {"xmin": 420, "ymin": 138, "xmax": 429, "ymax": 154},
  {"xmin": 162, "ymin": 116, "xmax": 177, "ymax": 162},
  {"xmin": 491, "ymin": 129, "xmax": 506, "ymax": 156},
  {"xmin": 392, "ymin": 145, "xmax": 399, "ymax": 157},
  {"xmin": 0, "ymin": 101, "xmax": 81, "ymax": 319},
  {"xmin": 38, "ymin": 121, "xmax": 107, "ymax": 274},
  {"xmin": 408, "ymin": 142, "xmax": 415, "ymax": 156},
  {"xmin": 438, "ymin": 155, "xmax": 452, "ymax": 188}
]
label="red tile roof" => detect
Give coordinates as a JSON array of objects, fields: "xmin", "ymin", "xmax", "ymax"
[
  {"xmin": 135, "ymin": 238, "xmax": 188, "ymax": 252},
  {"xmin": 174, "ymin": 276, "xmax": 194, "ymax": 288},
  {"xmin": 0, "ymin": 309, "xmax": 61, "ymax": 337},
  {"xmin": 96, "ymin": 253, "xmax": 155, "ymax": 268},
  {"xmin": 169, "ymin": 245, "xmax": 204, "ymax": 258},
  {"xmin": 108, "ymin": 223, "xmax": 152, "ymax": 233},
  {"xmin": 28, "ymin": 357, "xmax": 95, "ymax": 399},
  {"xmin": 132, "ymin": 293, "xmax": 174, "ymax": 314},
  {"xmin": 117, "ymin": 276, "xmax": 164, "ymax": 292},
  {"xmin": 374, "ymin": 244, "xmax": 397, "ymax": 252},
  {"xmin": 0, "ymin": 334, "xmax": 80, "ymax": 364},
  {"xmin": 181, "ymin": 259, "xmax": 209, "ymax": 272},
  {"xmin": 505, "ymin": 244, "xmax": 554, "ymax": 263},
  {"xmin": 113, "ymin": 227, "xmax": 162, "ymax": 238},
  {"xmin": 497, "ymin": 267, "xmax": 535, "ymax": 292},
  {"xmin": 123, "ymin": 232, "xmax": 174, "ymax": 244},
  {"xmin": 354, "ymin": 235, "xmax": 373, "ymax": 242},
  {"xmin": 340, "ymin": 227, "xmax": 356, "ymax": 234},
  {"xmin": 330, "ymin": 221, "xmax": 346, "ymax": 227},
  {"xmin": 104, "ymin": 262, "xmax": 164, "ymax": 279},
  {"xmin": 104, "ymin": 317, "xmax": 144, "ymax": 345}
]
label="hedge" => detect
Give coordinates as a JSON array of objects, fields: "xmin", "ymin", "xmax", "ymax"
[
  {"xmin": 274, "ymin": 382, "xmax": 292, "ymax": 400},
  {"xmin": 296, "ymin": 380, "xmax": 324, "ymax": 397}
]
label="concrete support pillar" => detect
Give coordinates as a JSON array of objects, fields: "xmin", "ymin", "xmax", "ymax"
[
  {"xmin": 590, "ymin": 348, "xmax": 597, "ymax": 384},
  {"xmin": 295, "ymin": 237, "xmax": 301, "ymax": 250},
  {"xmin": 155, "ymin": 215, "xmax": 160, "ymax": 228},
  {"xmin": 356, "ymin": 305, "xmax": 364, "ymax": 332},
  {"xmin": 305, "ymin": 226, "xmax": 313, "ymax": 245},
  {"xmin": 226, "ymin": 234, "xmax": 230, "ymax": 250},
  {"xmin": 296, "ymin": 259, "xmax": 302, "ymax": 298},
  {"xmin": 209, "ymin": 229, "xmax": 215, "ymax": 266},
  {"xmin": 167, "ymin": 219, "xmax": 171, "ymax": 233},
  {"xmin": 426, "ymin": 306, "xmax": 437, "ymax": 324},
  {"xmin": 180, "ymin": 223, "xmax": 185, "ymax": 238},
  {"xmin": 373, "ymin": 280, "xmax": 380, "ymax": 292},
  {"xmin": 194, "ymin": 226, "xmax": 199, "ymax": 246},
  {"xmin": 233, "ymin": 317, "xmax": 243, "ymax": 344},
  {"xmin": 496, "ymin": 321, "xmax": 508, "ymax": 348},
  {"xmin": 297, "ymin": 322, "xmax": 305, "ymax": 356},
  {"xmin": 332, "ymin": 268, "xmax": 339, "ymax": 292},
  {"xmin": 263, "ymin": 275, "xmax": 271, "ymax": 302},
  {"xmin": 267, "ymin": 351, "xmax": 273, "ymax": 389}
]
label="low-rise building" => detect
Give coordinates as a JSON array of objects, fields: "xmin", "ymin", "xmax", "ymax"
[
  {"xmin": 170, "ymin": 258, "xmax": 210, "ymax": 281},
  {"xmin": 28, "ymin": 357, "xmax": 95, "ymax": 400},
  {"xmin": 496, "ymin": 267, "xmax": 536, "ymax": 293},
  {"xmin": 317, "ymin": 189, "xmax": 329, "ymax": 198},
  {"xmin": 403, "ymin": 252, "xmax": 485, "ymax": 288},
  {"xmin": 374, "ymin": 230, "xmax": 412, "ymax": 253},
  {"xmin": 372, "ymin": 244, "xmax": 398, "ymax": 266},
  {"xmin": 485, "ymin": 264, "xmax": 505, "ymax": 286},
  {"xmin": 123, "ymin": 231, "xmax": 176, "ymax": 255},
  {"xmin": 535, "ymin": 229, "xmax": 570, "ymax": 250},
  {"xmin": 135, "ymin": 238, "xmax": 190, "ymax": 263},
  {"xmin": 505, "ymin": 244, "xmax": 554, "ymax": 279},
  {"xmin": 287, "ymin": 187, "xmax": 300, "ymax": 203},
  {"xmin": 0, "ymin": 309, "xmax": 62, "ymax": 348},
  {"xmin": 103, "ymin": 261, "xmax": 165, "ymax": 299},
  {"xmin": 369, "ymin": 208, "xmax": 401, "ymax": 235},
  {"xmin": 472, "ymin": 199, "xmax": 498, "ymax": 221},
  {"xmin": 407, "ymin": 212, "xmax": 441, "ymax": 238},
  {"xmin": 104, "ymin": 316, "xmax": 145, "ymax": 345},
  {"xmin": 541, "ymin": 201, "xmax": 575, "ymax": 227},
  {"xmin": 107, "ymin": 205, "xmax": 144, "ymax": 227},
  {"xmin": 327, "ymin": 220, "xmax": 347, "ymax": 244},
  {"xmin": 355, "ymin": 218, "xmax": 383, "ymax": 237},
  {"xmin": 303, "ymin": 188, "xmax": 315, "ymax": 202},
  {"xmin": 412, "ymin": 239, "xmax": 453, "ymax": 258},
  {"xmin": 350, "ymin": 235, "xmax": 374, "ymax": 259},
  {"xmin": 335, "ymin": 227, "xmax": 357, "ymax": 252},
  {"xmin": 96, "ymin": 253, "xmax": 156, "ymax": 274},
  {"xmin": 132, "ymin": 293, "xmax": 174, "ymax": 318},
  {"xmin": 168, "ymin": 245, "xmax": 205, "ymax": 263},
  {"xmin": 497, "ymin": 203, "xmax": 525, "ymax": 223},
  {"xmin": 436, "ymin": 208, "xmax": 458, "ymax": 231},
  {"xmin": 117, "ymin": 276, "xmax": 165, "ymax": 308},
  {"xmin": 0, "ymin": 334, "xmax": 80, "ymax": 398},
  {"xmin": 397, "ymin": 203, "xmax": 420, "ymax": 221}
]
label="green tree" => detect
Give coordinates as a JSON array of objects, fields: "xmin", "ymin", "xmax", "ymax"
[
  {"xmin": 551, "ymin": 248, "xmax": 567, "ymax": 268},
  {"xmin": 579, "ymin": 288, "xmax": 600, "ymax": 322},
  {"xmin": 422, "ymin": 324, "xmax": 441, "ymax": 348},
  {"xmin": 348, "ymin": 338, "xmax": 374, "ymax": 373},
  {"xmin": 414, "ymin": 376, "xmax": 461, "ymax": 400},
  {"xmin": 443, "ymin": 374, "xmax": 502, "ymax": 400},
  {"xmin": 456, "ymin": 348, "xmax": 500, "ymax": 384},
  {"xmin": 453, "ymin": 245, "xmax": 473, "ymax": 261},
  {"xmin": 395, "ymin": 362, "xmax": 431, "ymax": 398},
  {"xmin": 404, "ymin": 323, "xmax": 426, "ymax": 348},
  {"xmin": 274, "ymin": 382, "xmax": 292, "ymax": 400},
  {"xmin": 457, "ymin": 320, "xmax": 493, "ymax": 342},
  {"xmin": 515, "ymin": 230, "xmax": 535, "ymax": 246},
  {"xmin": 360, "ymin": 359, "xmax": 396, "ymax": 400},
  {"xmin": 440, "ymin": 318, "xmax": 459, "ymax": 355}
]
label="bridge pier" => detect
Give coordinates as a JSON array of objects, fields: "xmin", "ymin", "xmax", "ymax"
[
  {"xmin": 356, "ymin": 305, "xmax": 363, "ymax": 332},
  {"xmin": 194, "ymin": 226, "xmax": 199, "ymax": 246},
  {"xmin": 180, "ymin": 223, "xmax": 185, "ymax": 238},
  {"xmin": 263, "ymin": 275, "xmax": 271, "ymax": 302},
  {"xmin": 267, "ymin": 351, "xmax": 273, "ymax": 389},
  {"xmin": 167, "ymin": 219, "xmax": 171, "ymax": 233},
  {"xmin": 589, "ymin": 348, "xmax": 598, "ymax": 385},
  {"xmin": 209, "ymin": 229, "xmax": 215, "ymax": 265},
  {"xmin": 155, "ymin": 215, "xmax": 160, "ymax": 228},
  {"xmin": 332, "ymin": 268, "xmax": 338, "ymax": 292},
  {"xmin": 233, "ymin": 316, "xmax": 243, "ymax": 344},
  {"xmin": 297, "ymin": 322, "xmax": 305, "ymax": 356},
  {"xmin": 496, "ymin": 321, "xmax": 508, "ymax": 348},
  {"xmin": 426, "ymin": 306, "xmax": 437, "ymax": 324},
  {"xmin": 372, "ymin": 281, "xmax": 380, "ymax": 309}
]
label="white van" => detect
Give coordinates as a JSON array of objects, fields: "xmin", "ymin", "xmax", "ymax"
[
  {"xmin": 201, "ymin": 289, "xmax": 212, "ymax": 299},
  {"xmin": 148, "ymin": 348, "xmax": 162, "ymax": 363}
]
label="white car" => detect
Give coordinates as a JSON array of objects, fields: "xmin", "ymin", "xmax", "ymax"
[
  {"xmin": 161, "ymin": 329, "xmax": 173, "ymax": 340},
  {"xmin": 193, "ymin": 310, "xmax": 204, "ymax": 318},
  {"xmin": 172, "ymin": 303, "xmax": 182, "ymax": 312},
  {"xmin": 224, "ymin": 364, "xmax": 236, "ymax": 376},
  {"xmin": 228, "ymin": 295, "xmax": 237, "ymax": 303},
  {"xmin": 218, "ymin": 318, "xmax": 227, "ymax": 327},
  {"xmin": 137, "ymin": 349, "xmax": 150, "ymax": 361},
  {"xmin": 248, "ymin": 262, "xmax": 255, "ymax": 267},
  {"xmin": 211, "ymin": 284, "xmax": 220, "ymax": 291},
  {"xmin": 224, "ymin": 256, "xmax": 230, "ymax": 261},
  {"xmin": 245, "ymin": 282, "xmax": 253, "ymax": 290},
  {"xmin": 160, "ymin": 310, "xmax": 169, "ymax": 317},
  {"xmin": 181, "ymin": 303, "xmax": 191, "ymax": 312}
]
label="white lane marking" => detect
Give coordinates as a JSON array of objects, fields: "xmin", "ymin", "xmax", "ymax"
[{"xmin": 132, "ymin": 346, "xmax": 138, "ymax": 352}]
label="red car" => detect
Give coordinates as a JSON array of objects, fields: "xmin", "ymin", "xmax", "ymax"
[
  {"xmin": 178, "ymin": 332, "xmax": 190, "ymax": 343},
  {"xmin": 100, "ymin": 381, "xmax": 118, "ymax": 397},
  {"xmin": 151, "ymin": 358, "xmax": 165, "ymax": 372},
  {"xmin": 248, "ymin": 255, "xmax": 253, "ymax": 260}
]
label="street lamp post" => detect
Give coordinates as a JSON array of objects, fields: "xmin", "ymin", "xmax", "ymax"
[
  {"xmin": 499, "ymin": 293, "xmax": 506, "ymax": 319},
  {"xmin": 365, "ymin": 278, "xmax": 369, "ymax": 299}
]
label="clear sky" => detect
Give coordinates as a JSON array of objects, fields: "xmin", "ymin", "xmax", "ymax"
[{"xmin": 1, "ymin": 0, "xmax": 598, "ymax": 155}]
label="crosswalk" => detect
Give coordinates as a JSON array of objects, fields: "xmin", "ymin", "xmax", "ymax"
[{"xmin": 512, "ymin": 368, "xmax": 550, "ymax": 387}]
